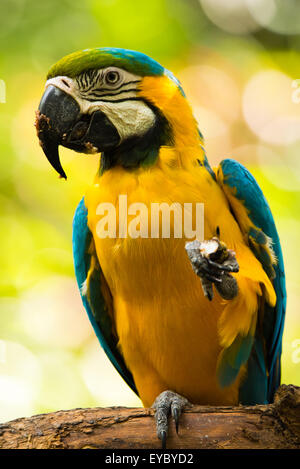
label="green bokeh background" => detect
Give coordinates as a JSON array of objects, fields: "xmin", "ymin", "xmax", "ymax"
[{"xmin": 0, "ymin": 0, "xmax": 299, "ymax": 422}]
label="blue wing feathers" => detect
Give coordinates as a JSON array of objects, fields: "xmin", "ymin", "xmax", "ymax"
[
  {"xmin": 220, "ymin": 159, "xmax": 286, "ymax": 404},
  {"xmin": 72, "ymin": 198, "xmax": 138, "ymax": 395},
  {"xmin": 217, "ymin": 331, "xmax": 254, "ymax": 389}
]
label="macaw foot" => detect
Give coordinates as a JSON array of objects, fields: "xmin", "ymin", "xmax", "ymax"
[
  {"xmin": 152, "ymin": 390, "xmax": 190, "ymax": 449},
  {"xmin": 185, "ymin": 237, "xmax": 239, "ymax": 301}
]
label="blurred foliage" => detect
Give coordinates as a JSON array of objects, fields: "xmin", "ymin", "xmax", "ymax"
[{"xmin": 0, "ymin": 0, "xmax": 299, "ymax": 422}]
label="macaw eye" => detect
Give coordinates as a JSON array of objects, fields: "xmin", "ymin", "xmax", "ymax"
[{"xmin": 105, "ymin": 70, "xmax": 120, "ymax": 85}]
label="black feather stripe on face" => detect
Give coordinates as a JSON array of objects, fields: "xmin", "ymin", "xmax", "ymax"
[{"xmin": 75, "ymin": 68, "xmax": 141, "ymax": 102}]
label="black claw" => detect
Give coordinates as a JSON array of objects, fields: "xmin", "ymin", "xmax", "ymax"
[
  {"xmin": 205, "ymin": 273, "xmax": 223, "ymax": 283},
  {"xmin": 207, "ymin": 258, "xmax": 235, "ymax": 272},
  {"xmin": 206, "ymin": 290, "xmax": 213, "ymax": 301},
  {"xmin": 198, "ymin": 268, "xmax": 222, "ymax": 283},
  {"xmin": 173, "ymin": 408, "xmax": 179, "ymax": 434},
  {"xmin": 159, "ymin": 430, "xmax": 167, "ymax": 449},
  {"xmin": 153, "ymin": 390, "xmax": 189, "ymax": 448}
]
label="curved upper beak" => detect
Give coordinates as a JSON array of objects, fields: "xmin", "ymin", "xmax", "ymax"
[
  {"xmin": 36, "ymin": 85, "xmax": 81, "ymax": 179},
  {"xmin": 35, "ymin": 85, "xmax": 120, "ymax": 179}
]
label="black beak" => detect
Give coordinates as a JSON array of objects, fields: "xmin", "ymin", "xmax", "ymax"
[
  {"xmin": 36, "ymin": 86, "xmax": 80, "ymax": 179},
  {"xmin": 36, "ymin": 85, "xmax": 120, "ymax": 179}
]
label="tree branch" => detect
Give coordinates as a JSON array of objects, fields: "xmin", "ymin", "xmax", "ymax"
[{"xmin": 0, "ymin": 385, "xmax": 299, "ymax": 449}]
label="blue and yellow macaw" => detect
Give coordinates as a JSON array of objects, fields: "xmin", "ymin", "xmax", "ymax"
[{"xmin": 36, "ymin": 48, "xmax": 286, "ymax": 447}]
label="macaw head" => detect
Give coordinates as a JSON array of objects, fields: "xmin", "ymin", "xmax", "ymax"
[{"xmin": 36, "ymin": 48, "xmax": 201, "ymax": 179}]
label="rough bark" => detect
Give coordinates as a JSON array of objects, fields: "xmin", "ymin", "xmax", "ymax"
[{"xmin": 0, "ymin": 385, "xmax": 299, "ymax": 449}]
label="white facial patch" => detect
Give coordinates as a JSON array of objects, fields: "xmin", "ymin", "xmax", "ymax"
[
  {"xmin": 97, "ymin": 100, "xmax": 156, "ymax": 141},
  {"xmin": 45, "ymin": 69, "xmax": 156, "ymax": 142}
]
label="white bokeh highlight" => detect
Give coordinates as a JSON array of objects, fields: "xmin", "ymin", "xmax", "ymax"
[{"xmin": 242, "ymin": 70, "xmax": 300, "ymax": 145}]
